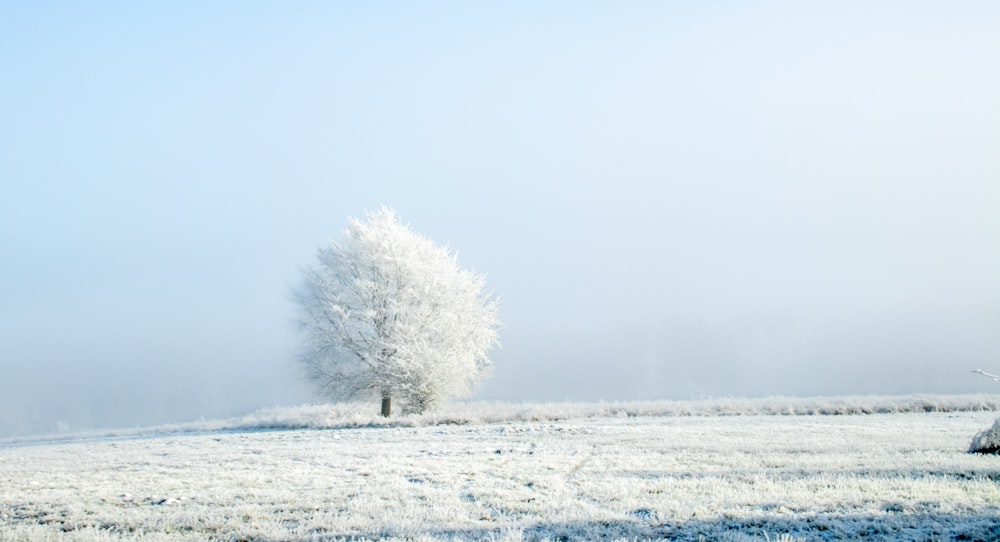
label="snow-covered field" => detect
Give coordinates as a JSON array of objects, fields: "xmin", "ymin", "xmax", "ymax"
[{"xmin": 2, "ymin": 396, "xmax": 1000, "ymax": 541}]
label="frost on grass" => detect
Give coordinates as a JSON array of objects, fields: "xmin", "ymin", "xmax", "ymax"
[
  {"xmin": 2, "ymin": 410, "xmax": 1000, "ymax": 541},
  {"xmin": 969, "ymin": 417, "xmax": 1000, "ymax": 454}
]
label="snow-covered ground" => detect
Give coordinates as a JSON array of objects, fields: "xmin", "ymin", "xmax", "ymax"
[{"xmin": 2, "ymin": 397, "xmax": 1000, "ymax": 541}]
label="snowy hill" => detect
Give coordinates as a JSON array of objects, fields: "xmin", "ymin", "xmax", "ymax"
[{"xmin": 2, "ymin": 395, "xmax": 1000, "ymax": 541}]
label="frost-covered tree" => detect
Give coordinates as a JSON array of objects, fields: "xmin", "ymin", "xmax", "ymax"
[{"xmin": 294, "ymin": 207, "xmax": 500, "ymax": 416}]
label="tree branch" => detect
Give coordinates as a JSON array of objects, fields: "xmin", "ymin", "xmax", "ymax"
[{"xmin": 972, "ymin": 369, "xmax": 1000, "ymax": 382}]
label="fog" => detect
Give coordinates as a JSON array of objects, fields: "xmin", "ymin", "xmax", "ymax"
[{"xmin": 2, "ymin": 2, "xmax": 999, "ymax": 437}]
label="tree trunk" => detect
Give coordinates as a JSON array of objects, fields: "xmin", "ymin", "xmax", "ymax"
[{"xmin": 381, "ymin": 393, "xmax": 392, "ymax": 417}]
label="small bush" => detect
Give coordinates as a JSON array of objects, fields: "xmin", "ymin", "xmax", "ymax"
[{"xmin": 969, "ymin": 418, "xmax": 1000, "ymax": 454}]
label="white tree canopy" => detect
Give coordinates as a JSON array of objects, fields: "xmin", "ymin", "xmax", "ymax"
[{"xmin": 295, "ymin": 207, "xmax": 500, "ymax": 415}]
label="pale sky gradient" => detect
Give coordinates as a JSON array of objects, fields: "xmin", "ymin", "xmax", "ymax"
[{"xmin": 2, "ymin": 2, "xmax": 999, "ymax": 437}]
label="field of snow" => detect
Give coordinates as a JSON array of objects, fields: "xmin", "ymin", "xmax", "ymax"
[{"xmin": 2, "ymin": 396, "xmax": 1000, "ymax": 541}]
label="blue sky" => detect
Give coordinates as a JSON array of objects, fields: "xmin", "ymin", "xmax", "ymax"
[{"xmin": 2, "ymin": 2, "xmax": 999, "ymax": 436}]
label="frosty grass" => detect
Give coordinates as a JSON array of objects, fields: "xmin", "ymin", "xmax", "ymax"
[{"xmin": 2, "ymin": 395, "xmax": 999, "ymax": 541}]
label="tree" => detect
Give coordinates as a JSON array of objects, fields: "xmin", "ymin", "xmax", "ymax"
[{"xmin": 294, "ymin": 207, "xmax": 500, "ymax": 416}]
